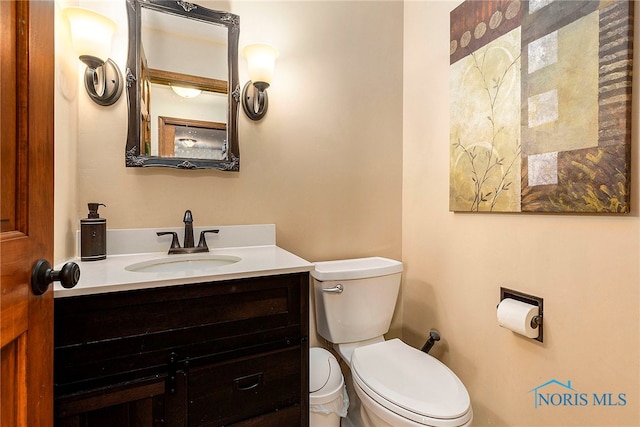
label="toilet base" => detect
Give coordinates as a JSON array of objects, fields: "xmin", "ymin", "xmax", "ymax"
[{"xmin": 339, "ymin": 361, "xmax": 365, "ymax": 427}]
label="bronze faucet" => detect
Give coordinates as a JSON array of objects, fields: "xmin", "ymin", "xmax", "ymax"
[{"xmin": 157, "ymin": 210, "xmax": 219, "ymax": 254}]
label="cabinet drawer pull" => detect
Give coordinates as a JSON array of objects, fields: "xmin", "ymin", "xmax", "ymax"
[{"xmin": 233, "ymin": 373, "xmax": 263, "ymax": 391}]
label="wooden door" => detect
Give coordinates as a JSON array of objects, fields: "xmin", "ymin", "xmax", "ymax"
[{"xmin": 1, "ymin": 0, "xmax": 55, "ymax": 425}]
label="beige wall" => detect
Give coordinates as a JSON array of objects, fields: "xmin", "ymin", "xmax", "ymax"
[
  {"xmin": 403, "ymin": 1, "xmax": 639, "ymax": 426},
  {"xmin": 54, "ymin": 0, "xmax": 81, "ymax": 262}
]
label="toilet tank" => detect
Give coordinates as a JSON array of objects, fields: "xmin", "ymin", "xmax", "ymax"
[{"xmin": 312, "ymin": 257, "xmax": 402, "ymax": 344}]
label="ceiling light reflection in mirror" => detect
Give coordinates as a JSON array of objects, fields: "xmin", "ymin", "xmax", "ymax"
[{"xmin": 149, "ymin": 85, "xmax": 226, "ymax": 157}]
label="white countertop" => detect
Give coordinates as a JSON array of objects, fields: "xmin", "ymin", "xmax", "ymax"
[
  {"xmin": 55, "ymin": 225, "xmax": 313, "ymax": 298},
  {"xmin": 54, "ymin": 245, "xmax": 313, "ymax": 298}
]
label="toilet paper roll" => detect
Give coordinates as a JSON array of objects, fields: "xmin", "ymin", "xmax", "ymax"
[{"xmin": 497, "ymin": 298, "xmax": 539, "ymax": 338}]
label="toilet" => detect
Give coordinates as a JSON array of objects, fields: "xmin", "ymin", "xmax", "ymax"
[{"xmin": 311, "ymin": 257, "xmax": 473, "ymax": 427}]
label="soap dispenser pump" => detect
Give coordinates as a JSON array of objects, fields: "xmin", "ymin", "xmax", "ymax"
[{"xmin": 81, "ymin": 203, "xmax": 107, "ymax": 261}]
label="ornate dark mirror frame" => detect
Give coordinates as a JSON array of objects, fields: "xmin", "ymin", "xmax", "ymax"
[{"xmin": 125, "ymin": 0, "xmax": 240, "ymax": 170}]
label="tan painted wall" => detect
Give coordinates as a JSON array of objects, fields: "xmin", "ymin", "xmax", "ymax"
[
  {"xmin": 54, "ymin": 0, "xmax": 81, "ymax": 263},
  {"xmin": 403, "ymin": 1, "xmax": 639, "ymax": 425}
]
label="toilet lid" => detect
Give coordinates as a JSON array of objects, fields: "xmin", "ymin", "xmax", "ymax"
[{"xmin": 351, "ymin": 339, "xmax": 471, "ymax": 423}]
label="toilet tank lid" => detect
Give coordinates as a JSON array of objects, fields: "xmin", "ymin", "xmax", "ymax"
[{"xmin": 311, "ymin": 257, "xmax": 403, "ymax": 281}]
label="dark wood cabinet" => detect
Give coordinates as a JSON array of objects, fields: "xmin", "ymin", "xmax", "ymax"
[{"xmin": 54, "ymin": 273, "xmax": 309, "ymax": 426}]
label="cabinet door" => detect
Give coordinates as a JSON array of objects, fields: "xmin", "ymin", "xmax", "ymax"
[{"xmin": 55, "ymin": 374, "xmax": 187, "ymax": 427}]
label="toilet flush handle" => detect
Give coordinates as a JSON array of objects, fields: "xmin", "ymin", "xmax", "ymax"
[{"xmin": 322, "ymin": 284, "xmax": 344, "ymax": 294}]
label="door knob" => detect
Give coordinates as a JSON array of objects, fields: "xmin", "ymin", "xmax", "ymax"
[{"xmin": 31, "ymin": 259, "xmax": 80, "ymax": 295}]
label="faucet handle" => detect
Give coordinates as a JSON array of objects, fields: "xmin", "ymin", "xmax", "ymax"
[
  {"xmin": 197, "ymin": 229, "xmax": 219, "ymax": 250},
  {"xmin": 157, "ymin": 232, "xmax": 181, "ymax": 251}
]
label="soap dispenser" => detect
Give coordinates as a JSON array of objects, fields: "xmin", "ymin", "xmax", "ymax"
[{"xmin": 81, "ymin": 203, "xmax": 107, "ymax": 261}]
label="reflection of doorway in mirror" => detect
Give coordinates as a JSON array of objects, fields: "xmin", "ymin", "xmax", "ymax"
[
  {"xmin": 149, "ymin": 81, "xmax": 227, "ymax": 156},
  {"xmin": 158, "ymin": 116, "xmax": 226, "ymax": 160}
]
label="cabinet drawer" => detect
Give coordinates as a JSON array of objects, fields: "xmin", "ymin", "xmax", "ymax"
[{"xmin": 188, "ymin": 346, "xmax": 301, "ymax": 426}]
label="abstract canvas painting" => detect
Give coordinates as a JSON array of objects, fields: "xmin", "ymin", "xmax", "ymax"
[{"xmin": 450, "ymin": 0, "xmax": 633, "ymax": 213}]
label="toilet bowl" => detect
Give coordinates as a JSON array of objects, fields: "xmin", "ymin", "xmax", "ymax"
[{"xmin": 311, "ymin": 257, "xmax": 473, "ymax": 427}]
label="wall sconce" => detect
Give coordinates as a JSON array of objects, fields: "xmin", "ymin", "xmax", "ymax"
[
  {"xmin": 63, "ymin": 7, "xmax": 123, "ymax": 106},
  {"xmin": 242, "ymin": 44, "xmax": 279, "ymax": 121}
]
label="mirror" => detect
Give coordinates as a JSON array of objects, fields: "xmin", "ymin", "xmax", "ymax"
[{"xmin": 125, "ymin": 0, "xmax": 240, "ymax": 170}]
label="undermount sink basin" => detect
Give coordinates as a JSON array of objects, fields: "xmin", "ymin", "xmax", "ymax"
[{"xmin": 125, "ymin": 254, "xmax": 241, "ymax": 273}]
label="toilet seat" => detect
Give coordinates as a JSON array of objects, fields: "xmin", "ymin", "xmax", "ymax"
[{"xmin": 351, "ymin": 339, "xmax": 472, "ymax": 427}]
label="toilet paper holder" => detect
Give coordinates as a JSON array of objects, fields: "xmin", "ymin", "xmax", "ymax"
[{"xmin": 499, "ymin": 287, "xmax": 544, "ymax": 342}]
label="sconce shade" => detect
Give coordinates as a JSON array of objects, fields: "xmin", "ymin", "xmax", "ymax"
[
  {"xmin": 63, "ymin": 7, "xmax": 122, "ymax": 106},
  {"xmin": 63, "ymin": 7, "xmax": 117, "ymax": 62},
  {"xmin": 243, "ymin": 43, "xmax": 279, "ymax": 85}
]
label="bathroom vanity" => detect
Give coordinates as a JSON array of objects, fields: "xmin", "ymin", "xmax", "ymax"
[{"xmin": 53, "ymin": 225, "xmax": 312, "ymax": 427}]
